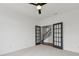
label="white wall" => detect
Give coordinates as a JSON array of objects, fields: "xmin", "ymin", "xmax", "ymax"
[
  {"xmin": 39, "ymin": 9, "xmax": 79, "ymax": 53},
  {"xmin": 0, "ymin": 6, "xmax": 37, "ymax": 55}
]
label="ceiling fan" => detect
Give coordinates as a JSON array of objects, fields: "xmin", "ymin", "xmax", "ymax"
[{"xmin": 29, "ymin": 3, "xmax": 47, "ymax": 14}]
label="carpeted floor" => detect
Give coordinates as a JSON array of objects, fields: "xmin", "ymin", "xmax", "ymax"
[{"xmin": 3, "ymin": 44, "xmax": 79, "ymax": 56}]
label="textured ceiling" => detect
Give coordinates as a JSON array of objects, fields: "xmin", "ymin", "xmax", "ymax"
[{"xmin": 0, "ymin": 3, "xmax": 79, "ymax": 20}]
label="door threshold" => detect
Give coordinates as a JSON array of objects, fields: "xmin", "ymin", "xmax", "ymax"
[{"xmin": 42, "ymin": 42, "xmax": 53, "ymax": 46}]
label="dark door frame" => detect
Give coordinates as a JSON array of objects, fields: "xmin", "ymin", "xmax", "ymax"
[
  {"xmin": 35, "ymin": 26, "xmax": 41, "ymax": 45},
  {"xmin": 53, "ymin": 22, "xmax": 63, "ymax": 49}
]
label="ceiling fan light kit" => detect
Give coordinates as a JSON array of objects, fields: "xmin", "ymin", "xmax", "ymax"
[
  {"xmin": 36, "ymin": 5, "xmax": 42, "ymax": 10},
  {"xmin": 29, "ymin": 3, "xmax": 47, "ymax": 14}
]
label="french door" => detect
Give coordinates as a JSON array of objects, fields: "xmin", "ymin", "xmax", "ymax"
[
  {"xmin": 53, "ymin": 22, "xmax": 63, "ymax": 49},
  {"xmin": 35, "ymin": 26, "xmax": 41, "ymax": 45}
]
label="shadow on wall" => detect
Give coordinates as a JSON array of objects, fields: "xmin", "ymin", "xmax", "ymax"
[{"xmin": 41, "ymin": 25, "xmax": 53, "ymax": 44}]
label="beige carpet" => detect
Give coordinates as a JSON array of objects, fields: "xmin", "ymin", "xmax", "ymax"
[{"xmin": 3, "ymin": 44, "xmax": 79, "ymax": 56}]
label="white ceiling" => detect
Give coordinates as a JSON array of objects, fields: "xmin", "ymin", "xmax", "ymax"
[{"xmin": 0, "ymin": 3, "xmax": 79, "ymax": 20}]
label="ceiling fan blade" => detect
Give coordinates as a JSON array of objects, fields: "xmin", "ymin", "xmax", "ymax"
[
  {"xmin": 39, "ymin": 3, "xmax": 47, "ymax": 6},
  {"xmin": 38, "ymin": 9, "xmax": 41, "ymax": 14},
  {"xmin": 29, "ymin": 3, "xmax": 47, "ymax": 6},
  {"xmin": 29, "ymin": 3, "xmax": 37, "ymax": 6}
]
